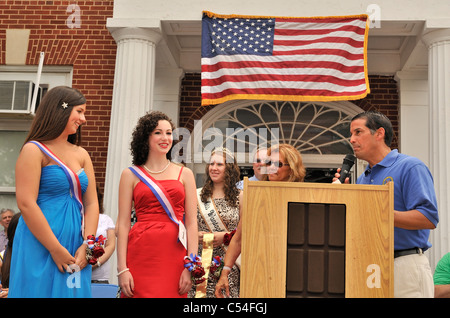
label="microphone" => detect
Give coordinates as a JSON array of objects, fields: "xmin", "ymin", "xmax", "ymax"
[{"xmin": 333, "ymin": 154, "xmax": 356, "ymax": 184}]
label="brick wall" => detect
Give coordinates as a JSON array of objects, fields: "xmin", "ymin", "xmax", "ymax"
[
  {"xmin": 179, "ymin": 73, "xmax": 400, "ymax": 150},
  {"xmin": 0, "ymin": 0, "xmax": 116, "ymax": 191},
  {"xmin": 353, "ymin": 75, "xmax": 399, "ymax": 149}
]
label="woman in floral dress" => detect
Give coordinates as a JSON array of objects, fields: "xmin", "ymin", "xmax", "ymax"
[{"xmin": 189, "ymin": 148, "xmax": 241, "ymax": 298}]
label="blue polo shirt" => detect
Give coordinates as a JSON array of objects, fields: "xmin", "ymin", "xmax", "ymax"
[
  {"xmin": 236, "ymin": 175, "xmax": 259, "ymax": 190},
  {"xmin": 357, "ymin": 150, "xmax": 439, "ymax": 251}
]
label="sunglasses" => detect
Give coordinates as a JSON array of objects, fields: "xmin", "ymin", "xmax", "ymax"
[{"xmin": 264, "ymin": 160, "xmax": 289, "ymax": 168}]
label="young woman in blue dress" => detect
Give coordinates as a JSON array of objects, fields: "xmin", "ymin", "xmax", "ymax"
[{"xmin": 9, "ymin": 86, "xmax": 99, "ymax": 298}]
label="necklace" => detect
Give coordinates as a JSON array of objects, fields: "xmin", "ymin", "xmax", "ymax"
[{"xmin": 143, "ymin": 159, "xmax": 171, "ymax": 174}]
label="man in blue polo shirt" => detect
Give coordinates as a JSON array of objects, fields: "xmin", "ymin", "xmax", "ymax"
[{"xmin": 339, "ymin": 111, "xmax": 439, "ymax": 297}]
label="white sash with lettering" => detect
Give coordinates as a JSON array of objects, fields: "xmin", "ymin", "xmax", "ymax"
[
  {"xmin": 29, "ymin": 141, "xmax": 85, "ymax": 237},
  {"xmin": 196, "ymin": 188, "xmax": 241, "ymax": 269},
  {"xmin": 129, "ymin": 166, "xmax": 187, "ymax": 249}
]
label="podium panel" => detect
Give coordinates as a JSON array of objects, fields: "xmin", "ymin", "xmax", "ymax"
[
  {"xmin": 240, "ymin": 180, "xmax": 394, "ymax": 298},
  {"xmin": 286, "ymin": 203, "xmax": 346, "ymax": 297}
]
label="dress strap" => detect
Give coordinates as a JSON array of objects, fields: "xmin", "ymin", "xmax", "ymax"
[{"xmin": 177, "ymin": 166, "xmax": 184, "ymax": 181}]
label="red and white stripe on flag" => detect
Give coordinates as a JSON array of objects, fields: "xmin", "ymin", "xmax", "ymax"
[{"xmin": 201, "ymin": 11, "xmax": 370, "ymax": 106}]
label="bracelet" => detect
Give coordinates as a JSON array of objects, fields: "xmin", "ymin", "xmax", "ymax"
[
  {"xmin": 117, "ymin": 268, "xmax": 129, "ymax": 277},
  {"xmin": 223, "ymin": 265, "xmax": 232, "ymax": 272},
  {"xmin": 184, "ymin": 254, "xmax": 206, "ymax": 285},
  {"xmin": 85, "ymin": 235, "xmax": 106, "ymax": 266},
  {"xmin": 223, "ymin": 229, "xmax": 236, "ymax": 246},
  {"xmin": 83, "ymin": 235, "xmax": 96, "ymax": 245}
]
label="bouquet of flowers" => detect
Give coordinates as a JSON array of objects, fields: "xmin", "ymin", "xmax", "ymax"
[
  {"xmin": 184, "ymin": 254, "xmax": 206, "ymax": 285},
  {"xmin": 85, "ymin": 235, "xmax": 106, "ymax": 265},
  {"xmin": 209, "ymin": 255, "xmax": 224, "ymax": 279}
]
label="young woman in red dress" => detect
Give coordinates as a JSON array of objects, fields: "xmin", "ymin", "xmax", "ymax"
[{"xmin": 116, "ymin": 111, "xmax": 198, "ymax": 298}]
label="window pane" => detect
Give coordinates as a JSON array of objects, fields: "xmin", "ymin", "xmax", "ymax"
[
  {"xmin": 0, "ymin": 81, "xmax": 14, "ymax": 110},
  {"xmin": 13, "ymin": 81, "xmax": 31, "ymax": 111},
  {"xmin": 0, "ymin": 131, "xmax": 28, "ymax": 187}
]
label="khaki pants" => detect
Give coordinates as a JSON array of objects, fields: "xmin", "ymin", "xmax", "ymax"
[{"xmin": 394, "ymin": 252, "xmax": 434, "ymax": 298}]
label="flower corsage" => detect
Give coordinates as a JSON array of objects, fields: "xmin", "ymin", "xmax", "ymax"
[
  {"xmin": 85, "ymin": 235, "xmax": 106, "ymax": 265},
  {"xmin": 184, "ymin": 254, "xmax": 206, "ymax": 285},
  {"xmin": 223, "ymin": 229, "xmax": 236, "ymax": 246},
  {"xmin": 209, "ymin": 255, "xmax": 224, "ymax": 279}
]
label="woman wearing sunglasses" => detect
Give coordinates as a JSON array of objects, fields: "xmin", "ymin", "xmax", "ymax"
[{"xmin": 261, "ymin": 143, "xmax": 306, "ymax": 182}]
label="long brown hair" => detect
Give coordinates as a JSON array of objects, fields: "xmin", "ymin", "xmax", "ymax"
[
  {"xmin": 200, "ymin": 148, "xmax": 240, "ymax": 208},
  {"xmin": 24, "ymin": 86, "xmax": 86, "ymax": 146}
]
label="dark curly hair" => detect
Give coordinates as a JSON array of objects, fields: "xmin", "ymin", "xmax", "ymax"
[
  {"xmin": 200, "ymin": 149, "xmax": 241, "ymax": 208},
  {"xmin": 130, "ymin": 111, "xmax": 176, "ymax": 165}
]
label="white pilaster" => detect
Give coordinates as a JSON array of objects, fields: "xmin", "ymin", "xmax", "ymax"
[
  {"xmin": 394, "ymin": 70, "xmax": 429, "ymax": 164},
  {"xmin": 422, "ymin": 28, "xmax": 450, "ymax": 270},
  {"xmin": 154, "ymin": 67, "xmax": 185, "ymax": 125},
  {"xmin": 103, "ymin": 25, "xmax": 161, "ymax": 282}
]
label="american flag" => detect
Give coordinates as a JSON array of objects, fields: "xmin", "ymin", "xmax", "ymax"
[{"xmin": 201, "ymin": 11, "xmax": 370, "ymax": 106}]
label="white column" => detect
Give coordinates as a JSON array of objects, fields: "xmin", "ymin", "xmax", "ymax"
[
  {"xmin": 422, "ymin": 28, "xmax": 450, "ymax": 270},
  {"xmin": 103, "ymin": 26, "xmax": 161, "ymax": 282}
]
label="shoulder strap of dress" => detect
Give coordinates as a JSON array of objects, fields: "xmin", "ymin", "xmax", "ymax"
[{"xmin": 177, "ymin": 166, "xmax": 184, "ymax": 181}]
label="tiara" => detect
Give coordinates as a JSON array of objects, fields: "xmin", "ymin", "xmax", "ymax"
[{"xmin": 212, "ymin": 147, "xmax": 235, "ymax": 160}]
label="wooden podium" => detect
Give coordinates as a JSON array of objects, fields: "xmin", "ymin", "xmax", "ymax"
[{"xmin": 240, "ymin": 178, "xmax": 394, "ymax": 298}]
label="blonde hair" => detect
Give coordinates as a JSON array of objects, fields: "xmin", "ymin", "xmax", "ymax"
[{"xmin": 262, "ymin": 144, "xmax": 306, "ymax": 182}]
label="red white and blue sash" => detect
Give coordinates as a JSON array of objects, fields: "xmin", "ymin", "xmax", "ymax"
[
  {"xmin": 29, "ymin": 141, "xmax": 85, "ymax": 235},
  {"xmin": 129, "ymin": 165, "xmax": 187, "ymax": 249}
]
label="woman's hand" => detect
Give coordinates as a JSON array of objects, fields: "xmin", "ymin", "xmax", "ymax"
[
  {"xmin": 178, "ymin": 268, "xmax": 193, "ymax": 295},
  {"xmin": 198, "ymin": 231, "xmax": 208, "ymax": 245},
  {"xmin": 49, "ymin": 245, "xmax": 76, "ymax": 273},
  {"xmin": 213, "ymin": 232, "xmax": 226, "ymax": 248},
  {"xmin": 74, "ymin": 243, "xmax": 88, "ymax": 271},
  {"xmin": 199, "ymin": 231, "xmax": 226, "ymax": 248},
  {"xmin": 118, "ymin": 270, "xmax": 134, "ymax": 298},
  {"xmin": 0, "ymin": 284, "xmax": 8, "ymax": 298},
  {"xmin": 215, "ymin": 270, "xmax": 230, "ymax": 298}
]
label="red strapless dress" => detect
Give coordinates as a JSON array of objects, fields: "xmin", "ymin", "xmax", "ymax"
[{"xmin": 124, "ymin": 169, "xmax": 187, "ymax": 298}]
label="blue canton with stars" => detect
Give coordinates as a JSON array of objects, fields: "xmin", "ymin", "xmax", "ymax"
[{"xmin": 202, "ymin": 14, "xmax": 275, "ymax": 58}]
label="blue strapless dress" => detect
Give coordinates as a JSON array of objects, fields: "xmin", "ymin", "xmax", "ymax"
[{"xmin": 9, "ymin": 165, "xmax": 92, "ymax": 298}]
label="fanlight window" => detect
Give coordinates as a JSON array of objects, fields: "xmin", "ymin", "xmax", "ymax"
[{"xmin": 202, "ymin": 101, "xmax": 353, "ymax": 156}]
